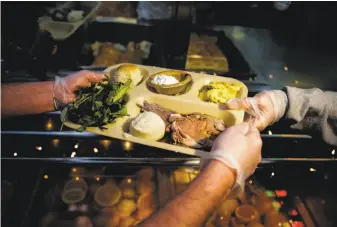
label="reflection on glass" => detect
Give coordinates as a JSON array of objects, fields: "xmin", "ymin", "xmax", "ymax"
[
  {"xmin": 123, "ymin": 141, "xmax": 133, "ymax": 151},
  {"xmin": 45, "ymin": 118, "xmax": 54, "ymax": 130},
  {"xmin": 52, "ymin": 139, "xmax": 60, "ymax": 147}
]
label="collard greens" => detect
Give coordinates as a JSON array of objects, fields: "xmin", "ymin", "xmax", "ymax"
[{"xmin": 61, "ymin": 78, "xmax": 130, "ymax": 132}]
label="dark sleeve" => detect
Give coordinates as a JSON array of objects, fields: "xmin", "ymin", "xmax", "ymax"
[{"xmin": 284, "ymin": 86, "xmax": 337, "ymax": 146}]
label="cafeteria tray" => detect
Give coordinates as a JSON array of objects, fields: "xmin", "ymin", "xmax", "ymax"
[{"xmin": 64, "ymin": 64, "xmax": 247, "ymax": 158}]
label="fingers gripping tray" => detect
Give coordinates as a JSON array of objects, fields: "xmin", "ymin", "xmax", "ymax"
[{"xmin": 64, "ymin": 64, "xmax": 248, "ymax": 157}]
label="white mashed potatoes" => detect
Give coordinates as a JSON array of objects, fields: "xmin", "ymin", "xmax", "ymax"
[{"xmin": 129, "ymin": 112, "xmax": 165, "ymax": 141}]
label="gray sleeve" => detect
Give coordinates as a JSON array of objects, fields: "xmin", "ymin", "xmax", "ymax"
[{"xmin": 284, "ymin": 86, "xmax": 337, "ymax": 146}]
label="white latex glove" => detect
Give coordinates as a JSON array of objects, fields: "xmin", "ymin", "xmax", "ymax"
[
  {"xmin": 207, "ymin": 123, "xmax": 262, "ymax": 196},
  {"xmin": 226, "ymin": 90, "xmax": 288, "ymax": 131},
  {"xmin": 53, "ymin": 70, "xmax": 104, "ymax": 110}
]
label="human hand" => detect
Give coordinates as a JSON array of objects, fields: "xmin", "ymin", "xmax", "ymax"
[
  {"xmin": 53, "ymin": 70, "xmax": 104, "ymax": 109},
  {"xmin": 226, "ymin": 90, "xmax": 288, "ymax": 131},
  {"xmin": 209, "ymin": 123, "xmax": 262, "ymax": 195}
]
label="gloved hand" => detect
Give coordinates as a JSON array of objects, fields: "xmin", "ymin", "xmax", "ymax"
[
  {"xmin": 226, "ymin": 90, "xmax": 288, "ymax": 131},
  {"xmin": 53, "ymin": 70, "xmax": 104, "ymax": 110},
  {"xmin": 208, "ymin": 123, "xmax": 262, "ymax": 196}
]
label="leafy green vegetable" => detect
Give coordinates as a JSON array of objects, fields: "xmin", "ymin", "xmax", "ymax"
[{"xmin": 61, "ymin": 78, "xmax": 130, "ymax": 132}]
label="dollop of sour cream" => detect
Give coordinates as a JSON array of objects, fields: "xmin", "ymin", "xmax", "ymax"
[{"xmin": 152, "ymin": 75, "xmax": 179, "ymax": 85}]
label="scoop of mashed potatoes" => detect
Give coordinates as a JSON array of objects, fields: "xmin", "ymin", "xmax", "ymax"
[
  {"xmin": 129, "ymin": 112, "xmax": 165, "ymax": 141},
  {"xmin": 113, "ymin": 64, "xmax": 143, "ymax": 85}
]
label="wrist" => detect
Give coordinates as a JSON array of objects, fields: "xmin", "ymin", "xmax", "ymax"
[{"xmin": 206, "ymin": 160, "xmax": 235, "ymax": 188}]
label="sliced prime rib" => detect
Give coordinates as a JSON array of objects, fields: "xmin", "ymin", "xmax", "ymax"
[
  {"xmin": 137, "ymin": 100, "xmax": 176, "ymax": 126},
  {"xmin": 137, "ymin": 100, "xmax": 226, "ymax": 149},
  {"xmin": 168, "ymin": 113, "xmax": 225, "ymax": 148}
]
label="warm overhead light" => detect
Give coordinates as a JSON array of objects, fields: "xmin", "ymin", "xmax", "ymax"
[
  {"xmin": 71, "ymin": 152, "xmax": 76, "ymax": 157},
  {"xmin": 36, "ymin": 146, "xmax": 43, "ymax": 151},
  {"xmin": 72, "ymin": 168, "xmax": 77, "ymax": 172},
  {"xmin": 284, "ymin": 66, "xmax": 289, "ymax": 71},
  {"xmin": 123, "ymin": 141, "xmax": 133, "ymax": 151},
  {"xmin": 75, "ymin": 176, "xmax": 80, "ymax": 181},
  {"xmin": 44, "ymin": 175, "xmax": 49, "ymax": 179},
  {"xmin": 309, "ymin": 168, "xmax": 316, "ymax": 172},
  {"xmin": 93, "ymin": 148, "xmax": 99, "ymax": 153},
  {"xmin": 96, "ymin": 177, "xmax": 100, "ymax": 181}
]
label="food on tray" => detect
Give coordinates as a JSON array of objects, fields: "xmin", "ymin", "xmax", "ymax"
[
  {"xmin": 74, "ymin": 216, "xmax": 93, "ymax": 227},
  {"xmin": 120, "ymin": 177, "xmax": 136, "ymax": 189},
  {"xmin": 137, "ymin": 193, "xmax": 157, "ymax": 210},
  {"xmin": 94, "ymin": 185, "xmax": 121, "ymax": 207},
  {"xmin": 113, "ymin": 64, "xmax": 143, "ymax": 86},
  {"xmin": 119, "ymin": 216, "xmax": 138, "ymax": 227},
  {"xmin": 135, "ymin": 208, "xmax": 154, "ymax": 221},
  {"xmin": 199, "ymin": 81, "xmax": 242, "ymax": 104},
  {"xmin": 216, "ymin": 199, "xmax": 239, "ymax": 219},
  {"xmin": 136, "ymin": 167, "xmax": 154, "ymax": 181},
  {"xmin": 151, "ymin": 74, "xmax": 179, "ymax": 85},
  {"xmin": 129, "ymin": 112, "xmax": 166, "ymax": 141},
  {"xmin": 235, "ymin": 205, "xmax": 259, "ymax": 224},
  {"xmin": 247, "ymin": 222, "xmax": 264, "ymax": 227},
  {"xmin": 136, "ymin": 100, "xmax": 226, "ymax": 149},
  {"xmin": 136, "ymin": 180, "xmax": 155, "ymax": 194},
  {"xmin": 62, "ymin": 188, "xmax": 86, "ymax": 204},
  {"xmin": 122, "ymin": 187, "xmax": 137, "ymax": 199},
  {"xmin": 186, "ymin": 33, "xmax": 229, "ymax": 72},
  {"xmin": 116, "ymin": 199, "xmax": 137, "ymax": 216},
  {"xmin": 138, "ymin": 100, "xmax": 176, "ymax": 126},
  {"xmin": 168, "ymin": 113, "xmax": 225, "ymax": 148},
  {"xmin": 172, "ymin": 170, "xmax": 190, "ymax": 184},
  {"xmin": 61, "ymin": 77, "xmax": 130, "ymax": 132}
]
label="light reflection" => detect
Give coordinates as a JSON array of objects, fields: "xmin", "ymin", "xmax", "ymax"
[
  {"xmin": 93, "ymin": 148, "xmax": 99, "ymax": 153},
  {"xmin": 271, "ymin": 172, "xmax": 275, "ymax": 177},
  {"xmin": 72, "ymin": 168, "xmax": 77, "ymax": 172},
  {"xmin": 294, "ymin": 80, "xmax": 299, "ymax": 85},
  {"xmin": 123, "ymin": 141, "xmax": 133, "ymax": 151},
  {"xmin": 268, "ymin": 74, "xmax": 273, "ymax": 79},
  {"xmin": 36, "ymin": 146, "xmax": 43, "ymax": 151},
  {"xmin": 52, "ymin": 139, "xmax": 60, "ymax": 147},
  {"xmin": 268, "ymin": 130, "xmax": 273, "ymax": 135},
  {"xmin": 45, "ymin": 118, "xmax": 54, "ymax": 130},
  {"xmin": 74, "ymin": 143, "xmax": 79, "ymax": 149},
  {"xmin": 44, "ymin": 175, "xmax": 49, "ymax": 179},
  {"xmin": 13, "ymin": 152, "xmax": 18, "ymax": 157},
  {"xmin": 332, "ymin": 149, "xmax": 335, "ymax": 155},
  {"xmin": 127, "ymin": 178, "xmax": 132, "ymax": 183},
  {"xmin": 75, "ymin": 176, "xmax": 80, "ymax": 181},
  {"xmin": 96, "ymin": 177, "xmax": 100, "ymax": 181},
  {"xmin": 71, "ymin": 151, "xmax": 76, "ymax": 157},
  {"xmin": 284, "ymin": 66, "xmax": 289, "ymax": 71},
  {"xmin": 249, "ymin": 180, "xmax": 253, "ymax": 184},
  {"xmin": 309, "ymin": 167, "xmax": 316, "ymax": 172},
  {"xmin": 99, "ymin": 140, "xmax": 112, "ymax": 149}
]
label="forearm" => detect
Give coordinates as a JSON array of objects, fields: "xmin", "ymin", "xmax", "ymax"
[
  {"xmin": 140, "ymin": 160, "xmax": 235, "ymax": 227},
  {"xmin": 1, "ymin": 82, "xmax": 55, "ymax": 117},
  {"xmin": 284, "ymin": 86, "xmax": 337, "ymax": 146}
]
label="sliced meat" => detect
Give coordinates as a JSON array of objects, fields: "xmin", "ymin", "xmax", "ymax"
[
  {"xmin": 168, "ymin": 113, "xmax": 225, "ymax": 149},
  {"xmin": 137, "ymin": 100, "xmax": 176, "ymax": 125}
]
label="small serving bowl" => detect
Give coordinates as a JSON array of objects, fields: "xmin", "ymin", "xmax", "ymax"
[{"xmin": 147, "ymin": 70, "xmax": 192, "ymax": 95}]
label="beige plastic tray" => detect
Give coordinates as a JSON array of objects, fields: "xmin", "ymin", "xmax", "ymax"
[{"xmin": 64, "ymin": 64, "xmax": 248, "ymax": 158}]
